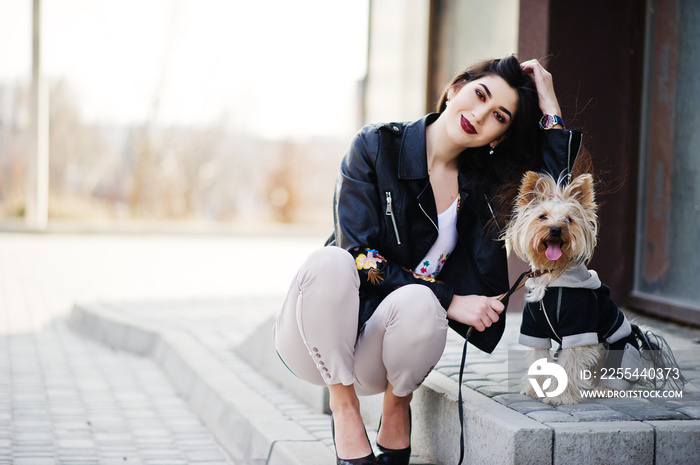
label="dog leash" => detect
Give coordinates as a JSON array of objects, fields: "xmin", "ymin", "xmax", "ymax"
[{"xmin": 456, "ymin": 268, "xmax": 547, "ymax": 465}]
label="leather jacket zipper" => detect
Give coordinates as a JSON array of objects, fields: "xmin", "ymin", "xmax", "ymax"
[
  {"xmin": 566, "ymin": 130, "xmax": 582, "ymax": 184},
  {"xmin": 385, "ymin": 191, "xmax": 402, "ymax": 244},
  {"xmin": 420, "ymin": 192, "xmax": 462, "ymax": 233},
  {"xmin": 419, "ymin": 203, "xmax": 439, "ymax": 233},
  {"xmin": 484, "ymin": 194, "xmax": 499, "ymax": 230}
]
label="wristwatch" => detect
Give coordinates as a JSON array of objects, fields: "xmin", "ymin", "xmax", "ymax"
[{"xmin": 539, "ymin": 114, "xmax": 564, "ymax": 130}]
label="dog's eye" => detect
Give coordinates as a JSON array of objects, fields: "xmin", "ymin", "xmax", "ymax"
[
  {"xmin": 539, "ymin": 215, "xmax": 548, "ymax": 221},
  {"xmin": 566, "ymin": 217, "xmax": 572, "ymax": 224}
]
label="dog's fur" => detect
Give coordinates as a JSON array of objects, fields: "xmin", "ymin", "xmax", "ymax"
[
  {"xmin": 505, "ymin": 172, "xmax": 684, "ymax": 405},
  {"xmin": 507, "ymin": 172, "xmax": 599, "ymax": 302}
]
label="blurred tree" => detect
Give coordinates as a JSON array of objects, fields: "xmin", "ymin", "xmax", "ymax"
[
  {"xmin": 0, "ymin": 80, "xmax": 342, "ymax": 226},
  {"xmin": 0, "ymin": 85, "xmax": 28, "ymax": 216},
  {"xmin": 265, "ymin": 141, "xmax": 303, "ymax": 223},
  {"xmin": 48, "ymin": 80, "xmax": 120, "ymax": 215}
]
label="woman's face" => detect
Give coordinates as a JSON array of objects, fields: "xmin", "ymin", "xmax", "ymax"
[{"xmin": 444, "ymin": 74, "xmax": 518, "ymax": 149}]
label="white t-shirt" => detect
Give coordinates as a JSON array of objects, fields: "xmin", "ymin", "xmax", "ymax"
[{"xmin": 413, "ymin": 196, "xmax": 459, "ymax": 279}]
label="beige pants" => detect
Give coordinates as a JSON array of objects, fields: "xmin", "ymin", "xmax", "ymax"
[{"xmin": 274, "ymin": 246, "xmax": 448, "ymax": 397}]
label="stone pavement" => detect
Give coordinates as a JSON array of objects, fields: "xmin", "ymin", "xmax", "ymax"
[
  {"xmin": 66, "ymin": 289, "xmax": 700, "ymax": 465},
  {"xmin": 70, "ymin": 297, "xmax": 343, "ymax": 465},
  {"xmin": 3, "ymin": 230, "xmax": 700, "ymax": 464},
  {"xmin": 439, "ymin": 310, "xmax": 700, "ymax": 423},
  {"xmin": 0, "ymin": 320, "xmax": 232, "ymax": 465},
  {"xmin": 0, "ymin": 230, "xmax": 323, "ymax": 465}
]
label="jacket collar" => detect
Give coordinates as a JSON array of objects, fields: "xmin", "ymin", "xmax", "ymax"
[{"xmin": 398, "ymin": 113, "xmax": 440, "ymax": 180}]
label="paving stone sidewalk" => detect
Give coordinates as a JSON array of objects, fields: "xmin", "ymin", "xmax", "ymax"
[
  {"xmin": 0, "ymin": 231, "xmax": 323, "ymax": 465},
  {"xmin": 0, "ymin": 319, "xmax": 233, "ymax": 465},
  {"xmin": 71, "ymin": 296, "xmax": 433, "ymax": 465},
  {"xmin": 437, "ymin": 310, "xmax": 700, "ymax": 423},
  {"xmin": 3, "ymin": 231, "xmax": 700, "ymax": 464},
  {"xmin": 92, "ymin": 296, "xmax": 331, "ymax": 436},
  {"xmin": 71, "ymin": 293, "xmax": 700, "ymax": 465}
]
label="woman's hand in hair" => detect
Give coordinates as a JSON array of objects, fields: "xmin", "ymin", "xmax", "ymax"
[
  {"xmin": 446, "ymin": 294, "xmax": 505, "ymax": 332},
  {"xmin": 520, "ymin": 59, "xmax": 562, "ymax": 119}
]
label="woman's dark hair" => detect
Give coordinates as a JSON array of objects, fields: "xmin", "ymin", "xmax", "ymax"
[{"xmin": 437, "ymin": 55, "xmax": 543, "ymax": 231}]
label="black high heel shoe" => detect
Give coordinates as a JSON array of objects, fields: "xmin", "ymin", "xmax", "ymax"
[
  {"xmin": 331, "ymin": 414, "xmax": 377, "ymax": 465},
  {"xmin": 375, "ymin": 407, "xmax": 411, "ymax": 465}
]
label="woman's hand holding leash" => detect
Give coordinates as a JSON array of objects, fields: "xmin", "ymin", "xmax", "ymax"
[{"xmin": 447, "ymin": 295, "xmax": 504, "ymax": 332}]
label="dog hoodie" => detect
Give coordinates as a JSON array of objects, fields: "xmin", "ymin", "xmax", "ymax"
[{"xmin": 519, "ymin": 264, "xmax": 641, "ymax": 389}]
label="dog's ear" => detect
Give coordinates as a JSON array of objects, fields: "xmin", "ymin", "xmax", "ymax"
[
  {"xmin": 517, "ymin": 171, "xmax": 550, "ymax": 207},
  {"xmin": 565, "ymin": 174, "xmax": 596, "ymax": 212}
]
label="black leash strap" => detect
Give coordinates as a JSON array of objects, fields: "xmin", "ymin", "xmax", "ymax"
[
  {"xmin": 457, "ymin": 330, "xmax": 469, "ymax": 465},
  {"xmin": 456, "ymin": 269, "xmax": 532, "ymax": 464}
]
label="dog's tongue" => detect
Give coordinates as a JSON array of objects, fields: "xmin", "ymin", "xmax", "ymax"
[{"xmin": 545, "ymin": 242, "xmax": 563, "ymax": 261}]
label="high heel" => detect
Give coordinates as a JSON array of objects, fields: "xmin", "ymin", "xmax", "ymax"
[
  {"xmin": 375, "ymin": 407, "xmax": 411, "ymax": 465},
  {"xmin": 331, "ymin": 414, "xmax": 377, "ymax": 465}
]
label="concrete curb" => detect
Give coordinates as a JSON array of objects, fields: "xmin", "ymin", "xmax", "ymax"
[
  {"xmin": 235, "ymin": 316, "xmax": 553, "ymax": 464},
  {"xmin": 235, "ymin": 317, "xmax": 554, "ymax": 464},
  {"xmin": 70, "ymin": 303, "xmax": 335, "ymax": 465},
  {"xmin": 548, "ymin": 421, "xmax": 653, "ymax": 465},
  {"xmin": 236, "ymin": 315, "xmax": 700, "ymax": 465},
  {"xmin": 71, "ymin": 302, "xmax": 700, "ymax": 465},
  {"xmin": 414, "ymin": 371, "xmax": 552, "ymax": 465},
  {"xmin": 234, "ymin": 314, "xmax": 330, "ymax": 415}
]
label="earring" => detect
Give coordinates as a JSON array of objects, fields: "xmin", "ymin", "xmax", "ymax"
[
  {"xmin": 445, "ymin": 100, "xmax": 449, "ymax": 107},
  {"xmin": 489, "ymin": 145, "xmax": 495, "ymax": 155}
]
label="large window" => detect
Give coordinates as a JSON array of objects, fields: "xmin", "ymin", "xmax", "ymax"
[{"xmin": 634, "ymin": 0, "xmax": 700, "ymax": 322}]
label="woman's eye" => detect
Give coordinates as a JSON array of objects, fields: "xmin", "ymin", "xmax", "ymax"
[
  {"xmin": 494, "ymin": 112, "xmax": 505, "ymax": 123},
  {"xmin": 475, "ymin": 89, "xmax": 485, "ymax": 101}
]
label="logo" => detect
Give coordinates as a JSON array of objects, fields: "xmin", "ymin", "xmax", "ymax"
[{"xmin": 528, "ymin": 358, "xmax": 568, "ymax": 398}]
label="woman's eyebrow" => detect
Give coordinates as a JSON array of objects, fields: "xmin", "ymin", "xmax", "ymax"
[
  {"xmin": 479, "ymin": 83, "xmax": 492, "ymax": 98},
  {"xmin": 479, "ymin": 83, "xmax": 512, "ymax": 119}
]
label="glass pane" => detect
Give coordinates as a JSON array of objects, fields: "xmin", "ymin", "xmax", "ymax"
[{"xmin": 635, "ymin": 0, "xmax": 700, "ymax": 309}]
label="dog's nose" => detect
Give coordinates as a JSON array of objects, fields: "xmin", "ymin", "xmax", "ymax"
[{"xmin": 550, "ymin": 227, "xmax": 562, "ymax": 237}]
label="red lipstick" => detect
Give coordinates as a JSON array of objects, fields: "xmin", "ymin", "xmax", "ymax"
[{"xmin": 461, "ymin": 115, "xmax": 477, "ymax": 135}]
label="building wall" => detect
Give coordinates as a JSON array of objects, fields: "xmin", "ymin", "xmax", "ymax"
[
  {"xmin": 631, "ymin": 0, "xmax": 700, "ymax": 324},
  {"xmin": 364, "ymin": 0, "xmax": 519, "ymax": 124},
  {"xmin": 519, "ymin": 0, "xmax": 647, "ymax": 307},
  {"xmin": 522, "ymin": 0, "xmax": 700, "ymax": 326},
  {"xmin": 427, "ymin": 0, "xmax": 519, "ymax": 111},
  {"xmin": 364, "ymin": 0, "xmax": 431, "ymax": 124},
  {"xmin": 365, "ymin": 0, "xmax": 700, "ymax": 325}
]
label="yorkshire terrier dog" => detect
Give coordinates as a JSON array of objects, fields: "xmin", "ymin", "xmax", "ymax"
[{"xmin": 505, "ymin": 171, "xmax": 684, "ymax": 405}]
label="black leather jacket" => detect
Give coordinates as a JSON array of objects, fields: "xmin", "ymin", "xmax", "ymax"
[{"xmin": 326, "ymin": 113, "xmax": 582, "ymax": 353}]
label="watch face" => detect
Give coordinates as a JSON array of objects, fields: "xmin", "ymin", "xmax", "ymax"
[
  {"xmin": 540, "ymin": 114, "xmax": 561, "ymax": 130},
  {"xmin": 542, "ymin": 115, "xmax": 555, "ymax": 129}
]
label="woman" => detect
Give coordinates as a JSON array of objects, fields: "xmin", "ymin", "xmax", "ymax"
[{"xmin": 274, "ymin": 56, "xmax": 581, "ymax": 465}]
